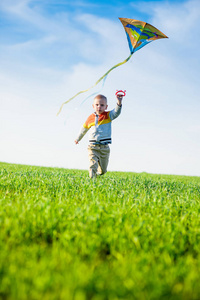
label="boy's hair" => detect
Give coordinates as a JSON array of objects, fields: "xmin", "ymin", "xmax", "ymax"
[{"xmin": 94, "ymin": 94, "xmax": 107, "ymax": 103}]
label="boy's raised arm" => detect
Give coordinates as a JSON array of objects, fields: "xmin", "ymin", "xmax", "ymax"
[
  {"xmin": 109, "ymin": 95, "xmax": 124, "ymax": 121},
  {"xmin": 116, "ymin": 94, "xmax": 123, "ymax": 107}
]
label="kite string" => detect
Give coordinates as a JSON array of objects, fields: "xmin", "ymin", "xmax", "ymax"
[
  {"xmin": 78, "ymin": 74, "xmax": 108, "ymax": 108},
  {"xmin": 57, "ymin": 53, "xmax": 133, "ymax": 116},
  {"xmin": 62, "ymin": 74, "xmax": 108, "ymax": 127}
]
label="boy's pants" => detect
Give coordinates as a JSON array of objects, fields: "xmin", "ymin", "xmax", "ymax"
[{"xmin": 88, "ymin": 144, "xmax": 110, "ymax": 178}]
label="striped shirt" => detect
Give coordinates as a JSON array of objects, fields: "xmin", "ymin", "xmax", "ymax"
[{"xmin": 76, "ymin": 104, "xmax": 122, "ymax": 144}]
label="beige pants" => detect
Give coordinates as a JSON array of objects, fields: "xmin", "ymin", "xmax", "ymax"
[{"xmin": 88, "ymin": 144, "xmax": 110, "ymax": 178}]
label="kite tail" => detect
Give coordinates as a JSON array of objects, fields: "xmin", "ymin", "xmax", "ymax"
[
  {"xmin": 57, "ymin": 53, "xmax": 133, "ymax": 116},
  {"xmin": 79, "ymin": 74, "xmax": 108, "ymax": 108}
]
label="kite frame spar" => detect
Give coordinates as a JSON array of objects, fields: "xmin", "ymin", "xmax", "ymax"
[{"xmin": 57, "ymin": 18, "xmax": 168, "ymax": 115}]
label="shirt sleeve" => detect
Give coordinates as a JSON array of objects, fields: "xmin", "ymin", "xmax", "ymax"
[
  {"xmin": 76, "ymin": 125, "xmax": 89, "ymax": 142},
  {"xmin": 109, "ymin": 104, "xmax": 122, "ymax": 121}
]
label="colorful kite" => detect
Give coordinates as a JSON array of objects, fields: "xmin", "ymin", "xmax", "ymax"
[{"xmin": 57, "ymin": 17, "xmax": 168, "ymax": 115}]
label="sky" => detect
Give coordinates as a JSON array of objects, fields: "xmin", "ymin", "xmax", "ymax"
[{"xmin": 0, "ymin": 0, "xmax": 200, "ymax": 176}]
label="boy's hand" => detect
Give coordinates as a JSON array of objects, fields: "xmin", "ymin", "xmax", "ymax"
[
  {"xmin": 116, "ymin": 95, "xmax": 123, "ymax": 106},
  {"xmin": 75, "ymin": 140, "xmax": 79, "ymax": 144},
  {"xmin": 115, "ymin": 90, "xmax": 126, "ymax": 106}
]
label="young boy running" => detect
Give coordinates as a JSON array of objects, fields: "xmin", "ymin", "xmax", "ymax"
[{"xmin": 75, "ymin": 94, "xmax": 124, "ymax": 178}]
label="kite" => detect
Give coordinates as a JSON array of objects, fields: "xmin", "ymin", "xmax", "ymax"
[{"xmin": 57, "ymin": 17, "xmax": 168, "ymax": 115}]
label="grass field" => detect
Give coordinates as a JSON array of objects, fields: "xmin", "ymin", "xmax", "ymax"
[{"xmin": 0, "ymin": 162, "xmax": 200, "ymax": 300}]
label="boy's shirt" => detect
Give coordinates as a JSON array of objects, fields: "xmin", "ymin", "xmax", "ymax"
[{"xmin": 76, "ymin": 104, "xmax": 122, "ymax": 144}]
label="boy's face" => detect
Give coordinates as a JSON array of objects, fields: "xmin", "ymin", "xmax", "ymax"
[{"xmin": 93, "ymin": 97, "xmax": 108, "ymax": 115}]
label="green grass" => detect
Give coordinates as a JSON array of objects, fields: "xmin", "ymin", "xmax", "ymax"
[{"xmin": 0, "ymin": 162, "xmax": 200, "ymax": 300}]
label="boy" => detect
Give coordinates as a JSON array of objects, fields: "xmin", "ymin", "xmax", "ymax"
[{"xmin": 75, "ymin": 94, "xmax": 124, "ymax": 178}]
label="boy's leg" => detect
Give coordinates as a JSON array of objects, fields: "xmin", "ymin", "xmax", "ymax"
[
  {"xmin": 97, "ymin": 145, "xmax": 110, "ymax": 175},
  {"xmin": 88, "ymin": 145, "xmax": 99, "ymax": 178}
]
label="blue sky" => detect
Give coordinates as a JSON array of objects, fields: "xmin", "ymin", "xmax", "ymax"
[{"xmin": 1, "ymin": 0, "xmax": 200, "ymax": 176}]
